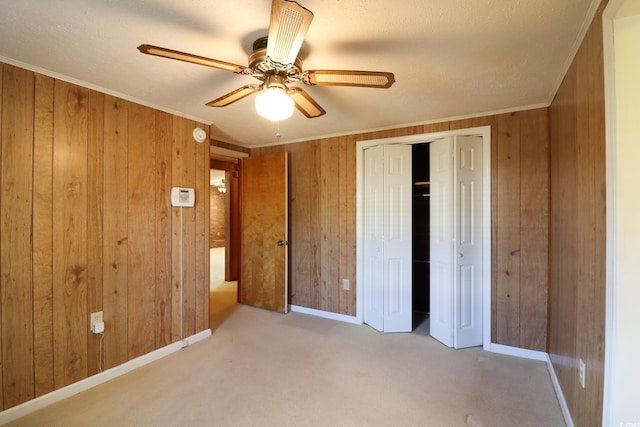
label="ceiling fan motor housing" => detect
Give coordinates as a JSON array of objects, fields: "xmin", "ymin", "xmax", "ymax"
[{"xmin": 249, "ymin": 36, "xmax": 303, "ymax": 83}]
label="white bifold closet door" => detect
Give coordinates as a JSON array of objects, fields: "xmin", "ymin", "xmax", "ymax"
[
  {"xmin": 363, "ymin": 144, "xmax": 413, "ymax": 332},
  {"xmin": 363, "ymin": 136, "xmax": 483, "ymax": 345},
  {"xmin": 430, "ymin": 135, "xmax": 483, "ymax": 349}
]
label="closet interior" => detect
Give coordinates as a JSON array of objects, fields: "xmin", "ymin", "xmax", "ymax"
[{"xmin": 412, "ymin": 143, "xmax": 430, "ymax": 329}]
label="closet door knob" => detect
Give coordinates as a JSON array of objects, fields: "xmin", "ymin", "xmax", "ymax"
[{"xmin": 457, "ymin": 252, "xmax": 464, "ymax": 258}]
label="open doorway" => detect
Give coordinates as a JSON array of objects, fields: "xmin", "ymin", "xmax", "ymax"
[{"xmin": 209, "ymin": 164, "xmax": 239, "ymax": 331}]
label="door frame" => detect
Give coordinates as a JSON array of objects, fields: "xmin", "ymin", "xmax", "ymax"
[
  {"xmin": 602, "ymin": 0, "xmax": 638, "ymax": 423},
  {"xmin": 356, "ymin": 126, "xmax": 492, "ymax": 350},
  {"xmin": 209, "ymin": 145, "xmax": 248, "ymax": 302}
]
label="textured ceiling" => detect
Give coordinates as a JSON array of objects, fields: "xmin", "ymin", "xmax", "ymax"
[{"xmin": 0, "ymin": 0, "xmax": 597, "ymax": 147}]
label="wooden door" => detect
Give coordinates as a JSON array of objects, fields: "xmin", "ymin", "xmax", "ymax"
[{"xmin": 239, "ymin": 152, "xmax": 288, "ymax": 313}]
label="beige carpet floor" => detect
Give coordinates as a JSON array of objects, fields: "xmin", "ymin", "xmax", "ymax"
[
  {"xmin": 5, "ymin": 249, "xmax": 566, "ymax": 427},
  {"xmin": 209, "ymin": 247, "xmax": 239, "ymax": 333}
]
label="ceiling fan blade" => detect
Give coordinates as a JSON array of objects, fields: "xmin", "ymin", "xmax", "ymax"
[
  {"xmin": 206, "ymin": 85, "xmax": 261, "ymax": 107},
  {"xmin": 302, "ymin": 70, "xmax": 396, "ymax": 88},
  {"xmin": 266, "ymin": 0, "xmax": 313, "ymax": 67},
  {"xmin": 287, "ymin": 87, "xmax": 326, "ymax": 118},
  {"xmin": 137, "ymin": 44, "xmax": 246, "ymax": 74}
]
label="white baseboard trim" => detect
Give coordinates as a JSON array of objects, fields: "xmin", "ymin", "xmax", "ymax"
[
  {"xmin": 546, "ymin": 354, "xmax": 575, "ymax": 427},
  {"xmin": 0, "ymin": 329, "xmax": 211, "ymax": 425},
  {"xmin": 290, "ymin": 305, "xmax": 362, "ymax": 325},
  {"xmin": 486, "ymin": 343, "xmax": 548, "ymax": 361}
]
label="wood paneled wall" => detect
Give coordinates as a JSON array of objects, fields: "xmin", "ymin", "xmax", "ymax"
[
  {"xmin": 0, "ymin": 63, "xmax": 210, "ymax": 410},
  {"xmin": 252, "ymin": 108, "xmax": 549, "ymax": 351},
  {"xmin": 549, "ymin": 1, "xmax": 608, "ymax": 426}
]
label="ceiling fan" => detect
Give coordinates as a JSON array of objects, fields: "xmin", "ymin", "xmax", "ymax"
[{"xmin": 137, "ymin": 0, "xmax": 395, "ymax": 121}]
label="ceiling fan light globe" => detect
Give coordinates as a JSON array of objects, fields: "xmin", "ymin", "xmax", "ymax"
[{"xmin": 255, "ymin": 87, "xmax": 294, "ymax": 121}]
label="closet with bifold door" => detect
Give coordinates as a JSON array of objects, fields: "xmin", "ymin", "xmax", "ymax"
[{"xmin": 362, "ymin": 134, "xmax": 484, "ymax": 349}]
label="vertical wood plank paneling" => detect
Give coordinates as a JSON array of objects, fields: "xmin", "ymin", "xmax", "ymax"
[
  {"xmin": 288, "ymin": 141, "xmax": 313, "ymax": 308},
  {"xmin": 0, "ymin": 61, "xmax": 3, "ymax": 411},
  {"xmin": 589, "ymin": 14, "xmax": 607, "ymax": 424},
  {"xmin": 320, "ymin": 137, "xmax": 340, "ymax": 313},
  {"xmin": 422, "ymin": 122, "xmax": 451, "ymax": 135},
  {"xmin": 155, "ymin": 111, "xmax": 172, "ymax": 347},
  {"xmin": 339, "ymin": 135, "xmax": 357, "ymax": 316},
  {"xmin": 309, "ymin": 142, "xmax": 323, "ymax": 309},
  {"xmin": 574, "ymin": 12, "xmax": 606, "ymax": 426},
  {"xmin": 102, "ymin": 95, "xmax": 129, "ymax": 368},
  {"xmin": 403, "ymin": 125, "xmax": 428, "ymax": 137},
  {"xmin": 488, "ymin": 118, "xmax": 500, "ymax": 347},
  {"xmin": 588, "ymin": 14, "xmax": 607, "ymax": 424},
  {"xmin": 170, "ymin": 117, "xmax": 183, "ymax": 341},
  {"xmin": 494, "ymin": 113, "xmax": 522, "ymax": 347},
  {"xmin": 195, "ymin": 122, "xmax": 210, "ymax": 332},
  {"xmin": 519, "ymin": 108, "xmax": 549, "ymax": 352},
  {"xmin": 171, "ymin": 117, "xmax": 197, "ymax": 339},
  {"xmin": 450, "ymin": 116, "xmax": 496, "ymax": 140},
  {"xmin": 52, "ymin": 80, "xmax": 88, "ymax": 388},
  {"xmin": 127, "ymin": 103, "xmax": 156, "ymax": 358},
  {"xmin": 0, "ymin": 61, "xmax": 211, "ymax": 409},
  {"xmin": 550, "ymin": 60, "xmax": 579, "ymax": 414},
  {"xmin": 182, "ymin": 118, "xmax": 197, "ymax": 337},
  {"xmin": 549, "ymin": 2, "xmax": 607, "ymax": 425},
  {"xmin": 33, "ymin": 73, "xmax": 55, "ymax": 395},
  {"xmin": 574, "ymin": 45, "xmax": 595, "ymax": 427},
  {"xmin": 1, "ymin": 64, "xmax": 35, "ymax": 407},
  {"xmin": 86, "ymin": 89, "xmax": 104, "ymax": 376}
]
